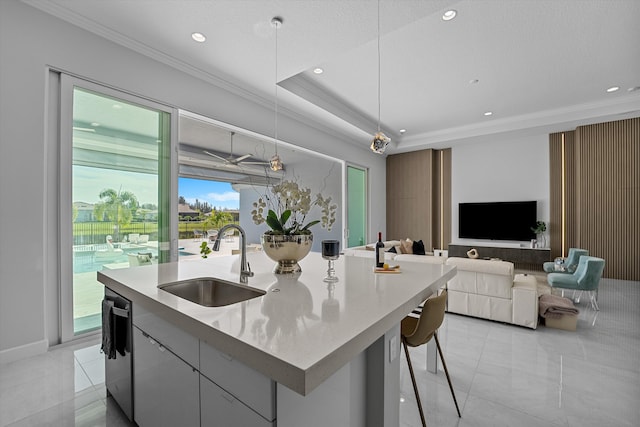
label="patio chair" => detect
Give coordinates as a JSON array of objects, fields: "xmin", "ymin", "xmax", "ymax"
[
  {"xmin": 543, "ymin": 248, "xmax": 588, "ymax": 273},
  {"xmin": 207, "ymin": 229, "xmax": 219, "ymax": 242},
  {"xmin": 547, "ymin": 256, "xmax": 605, "ymax": 310},
  {"xmin": 193, "ymin": 229, "xmax": 204, "ymax": 241}
]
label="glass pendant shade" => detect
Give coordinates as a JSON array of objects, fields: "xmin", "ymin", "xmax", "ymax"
[
  {"xmin": 270, "ymin": 154, "xmax": 283, "ymax": 171},
  {"xmin": 370, "ymin": 131, "xmax": 390, "ymax": 154}
]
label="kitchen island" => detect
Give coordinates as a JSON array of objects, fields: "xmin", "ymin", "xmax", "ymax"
[{"xmin": 98, "ymin": 251, "xmax": 456, "ymax": 427}]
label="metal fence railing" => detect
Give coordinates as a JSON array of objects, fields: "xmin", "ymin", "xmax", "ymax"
[{"xmin": 72, "ymin": 220, "xmax": 239, "ymax": 245}]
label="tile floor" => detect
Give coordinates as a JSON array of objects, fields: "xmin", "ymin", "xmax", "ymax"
[{"xmin": 1, "ymin": 277, "xmax": 638, "ymax": 427}]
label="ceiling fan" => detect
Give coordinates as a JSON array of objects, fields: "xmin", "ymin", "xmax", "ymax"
[{"xmin": 203, "ymin": 131, "xmax": 273, "ymax": 168}]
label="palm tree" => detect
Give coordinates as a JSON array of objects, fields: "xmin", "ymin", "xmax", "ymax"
[
  {"xmin": 205, "ymin": 210, "xmax": 234, "ymax": 230},
  {"xmin": 93, "ymin": 188, "xmax": 139, "ymax": 240}
]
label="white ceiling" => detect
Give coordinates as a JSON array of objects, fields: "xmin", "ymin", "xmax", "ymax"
[{"xmin": 24, "ymin": 0, "xmax": 640, "ymax": 154}]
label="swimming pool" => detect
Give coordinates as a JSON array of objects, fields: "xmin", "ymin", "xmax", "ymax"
[{"xmin": 73, "ymin": 247, "xmax": 197, "ymax": 273}]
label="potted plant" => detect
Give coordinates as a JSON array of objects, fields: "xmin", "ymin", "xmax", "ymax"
[
  {"xmin": 251, "ymin": 180, "xmax": 337, "ymax": 274},
  {"xmin": 199, "ymin": 241, "xmax": 211, "ymax": 258},
  {"xmin": 531, "ymin": 221, "xmax": 547, "ymax": 248}
]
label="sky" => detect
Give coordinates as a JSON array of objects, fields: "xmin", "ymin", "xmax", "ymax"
[
  {"xmin": 178, "ymin": 177, "xmax": 239, "ymax": 210},
  {"xmin": 72, "ymin": 166, "xmax": 239, "ymax": 210}
]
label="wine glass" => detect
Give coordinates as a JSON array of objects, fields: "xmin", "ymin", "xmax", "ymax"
[{"xmin": 321, "ymin": 240, "xmax": 340, "ymax": 282}]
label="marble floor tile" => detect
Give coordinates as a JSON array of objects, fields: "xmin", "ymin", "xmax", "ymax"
[{"xmin": 1, "ymin": 277, "xmax": 638, "ymax": 427}]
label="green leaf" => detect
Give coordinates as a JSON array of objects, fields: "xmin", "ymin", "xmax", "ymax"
[
  {"xmin": 266, "ymin": 210, "xmax": 284, "ymax": 232},
  {"xmin": 280, "ymin": 210, "xmax": 291, "ymax": 225},
  {"xmin": 301, "ymin": 220, "xmax": 320, "ymax": 231}
]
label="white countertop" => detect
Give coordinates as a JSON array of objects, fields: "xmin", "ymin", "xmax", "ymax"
[{"xmin": 98, "ymin": 251, "xmax": 456, "ymax": 395}]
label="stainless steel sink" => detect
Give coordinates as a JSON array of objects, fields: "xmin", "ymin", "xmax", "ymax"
[{"xmin": 158, "ymin": 278, "xmax": 265, "ymax": 307}]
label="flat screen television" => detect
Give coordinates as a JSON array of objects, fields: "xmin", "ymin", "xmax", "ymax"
[{"xmin": 459, "ymin": 201, "xmax": 537, "ymax": 241}]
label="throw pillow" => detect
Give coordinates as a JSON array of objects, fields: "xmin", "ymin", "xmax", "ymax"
[
  {"xmin": 412, "ymin": 240, "xmax": 426, "ymax": 255},
  {"xmin": 400, "ymin": 238, "xmax": 413, "ymax": 254},
  {"xmin": 387, "ymin": 246, "xmax": 397, "ymax": 253}
]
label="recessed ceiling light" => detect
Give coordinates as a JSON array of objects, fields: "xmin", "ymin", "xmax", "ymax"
[
  {"xmin": 628, "ymin": 86, "xmax": 640, "ymax": 92},
  {"xmin": 313, "ymin": 68, "xmax": 324, "ymax": 74},
  {"xmin": 191, "ymin": 32, "xmax": 206, "ymax": 43},
  {"xmin": 442, "ymin": 10, "xmax": 457, "ymax": 21},
  {"xmin": 483, "ymin": 111, "xmax": 493, "ymax": 116},
  {"xmin": 399, "ymin": 129, "xmax": 406, "ymax": 134},
  {"xmin": 606, "ymin": 86, "xmax": 620, "ymax": 93},
  {"xmin": 469, "ymin": 79, "xmax": 479, "ymax": 84}
]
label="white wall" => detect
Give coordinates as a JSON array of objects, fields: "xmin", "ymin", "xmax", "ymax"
[
  {"xmin": 450, "ymin": 134, "xmax": 550, "ymax": 246},
  {"xmin": 0, "ymin": 1, "xmax": 385, "ymax": 360}
]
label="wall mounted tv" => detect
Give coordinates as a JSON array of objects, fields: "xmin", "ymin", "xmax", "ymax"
[{"xmin": 459, "ymin": 201, "xmax": 537, "ymax": 241}]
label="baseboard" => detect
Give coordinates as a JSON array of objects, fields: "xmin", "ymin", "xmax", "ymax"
[{"xmin": 0, "ymin": 339, "xmax": 48, "ymax": 364}]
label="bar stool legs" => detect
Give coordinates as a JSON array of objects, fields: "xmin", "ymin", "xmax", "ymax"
[
  {"xmin": 434, "ymin": 333, "xmax": 462, "ymax": 418},
  {"xmin": 402, "ymin": 334, "xmax": 462, "ymax": 427},
  {"xmin": 402, "ymin": 336, "xmax": 427, "ymax": 427}
]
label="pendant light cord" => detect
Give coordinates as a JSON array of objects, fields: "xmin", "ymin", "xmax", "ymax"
[
  {"xmin": 274, "ymin": 18, "xmax": 279, "ymax": 157},
  {"xmin": 377, "ymin": 0, "xmax": 381, "ymax": 133}
]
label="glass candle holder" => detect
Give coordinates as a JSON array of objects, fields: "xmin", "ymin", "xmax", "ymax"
[{"xmin": 321, "ymin": 240, "xmax": 340, "ymax": 282}]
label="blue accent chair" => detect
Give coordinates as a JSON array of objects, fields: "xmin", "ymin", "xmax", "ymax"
[
  {"xmin": 547, "ymin": 256, "xmax": 605, "ymax": 310},
  {"xmin": 543, "ymin": 248, "xmax": 589, "ymax": 273}
]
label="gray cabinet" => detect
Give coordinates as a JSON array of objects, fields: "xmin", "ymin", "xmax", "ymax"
[
  {"xmin": 448, "ymin": 244, "xmax": 550, "ymax": 270},
  {"xmin": 200, "ymin": 374, "xmax": 274, "ymax": 427},
  {"xmin": 200, "ymin": 341, "xmax": 276, "ymax": 422},
  {"xmin": 130, "ymin": 308, "xmax": 276, "ymax": 426},
  {"xmin": 133, "ymin": 326, "xmax": 199, "ymax": 427}
]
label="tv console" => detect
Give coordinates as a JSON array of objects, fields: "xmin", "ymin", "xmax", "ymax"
[{"xmin": 447, "ymin": 244, "xmax": 550, "ymax": 271}]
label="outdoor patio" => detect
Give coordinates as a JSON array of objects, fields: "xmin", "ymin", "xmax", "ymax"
[{"xmin": 73, "ymin": 236, "xmax": 249, "ymax": 333}]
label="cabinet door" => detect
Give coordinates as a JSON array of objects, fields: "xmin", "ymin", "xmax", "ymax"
[
  {"xmin": 133, "ymin": 326, "xmax": 199, "ymax": 427},
  {"xmin": 201, "ymin": 374, "xmax": 274, "ymax": 427},
  {"xmin": 200, "ymin": 341, "xmax": 275, "ymax": 421}
]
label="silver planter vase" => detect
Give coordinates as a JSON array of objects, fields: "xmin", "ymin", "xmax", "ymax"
[{"xmin": 261, "ymin": 234, "xmax": 313, "ymax": 274}]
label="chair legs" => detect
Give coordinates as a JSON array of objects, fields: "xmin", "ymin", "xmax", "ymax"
[
  {"xmin": 402, "ymin": 335, "xmax": 462, "ymax": 427},
  {"xmin": 589, "ymin": 291, "xmax": 600, "ymax": 311},
  {"xmin": 402, "ymin": 337, "xmax": 427, "ymax": 427},
  {"xmin": 558, "ymin": 289, "xmax": 600, "ymax": 311},
  {"xmin": 434, "ymin": 333, "xmax": 462, "ymax": 418}
]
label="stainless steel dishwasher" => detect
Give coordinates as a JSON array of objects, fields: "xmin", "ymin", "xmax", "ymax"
[{"xmin": 103, "ymin": 287, "xmax": 133, "ymax": 421}]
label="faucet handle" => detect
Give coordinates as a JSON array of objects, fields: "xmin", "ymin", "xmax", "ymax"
[{"xmin": 244, "ymin": 262, "xmax": 254, "ymax": 277}]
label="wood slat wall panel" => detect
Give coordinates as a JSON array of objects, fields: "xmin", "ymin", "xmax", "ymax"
[
  {"xmin": 386, "ymin": 150, "xmax": 433, "ymax": 246},
  {"xmin": 442, "ymin": 149, "xmax": 452, "ymax": 251},
  {"xmin": 549, "ymin": 132, "xmax": 563, "ymax": 259},
  {"xmin": 565, "ymin": 132, "xmax": 578, "ymax": 252},
  {"xmin": 576, "ymin": 118, "xmax": 639, "ymax": 280},
  {"xmin": 551, "ymin": 117, "xmax": 639, "ymax": 280}
]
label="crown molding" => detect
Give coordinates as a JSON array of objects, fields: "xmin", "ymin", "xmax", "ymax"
[
  {"xmin": 21, "ymin": 0, "xmax": 371, "ymax": 155},
  {"xmin": 396, "ymin": 94, "xmax": 640, "ymax": 150}
]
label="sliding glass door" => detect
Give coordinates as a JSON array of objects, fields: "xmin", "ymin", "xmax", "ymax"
[
  {"xmin": 60, "ymin": 76, "xmax": 175, "ymax": 340},
  {"xmin": 346, "ymin": 165, "xmax": 368, "ymax": 247}
]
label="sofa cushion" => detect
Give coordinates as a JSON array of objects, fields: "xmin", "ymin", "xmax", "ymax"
[
  {"xmin": 394, "ymin": 254, "xmax": 445, "ymax": 264},
  {"xmin": 365, "ymin": 240, "xmax": 402, "ymax": 251},
  {"xmin": 446, "ymin": 257, "xmax": 514, "ymax": 276},
  {"xmin": 446, "ymin": 257, "xmax": 514, "ymax": 299},
  {"xmin": 400, "ymin": 239, "xmax": 413, "ymax": 254},
  {"xmin": 412, "ymin": 240, "xmax": 426, "ymax": 255}
]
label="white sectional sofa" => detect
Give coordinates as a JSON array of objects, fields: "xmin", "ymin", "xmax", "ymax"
[
  {"xmin": 343, "ymin": 240, "xmax": 448, "ymax": 264},
  {"xmin": 445, "ymin": 257, "xmax": 540, "ymax": 329},
  {"xmin": 344, "ymin": 244, "xmax": 541, "ymax": 329}
]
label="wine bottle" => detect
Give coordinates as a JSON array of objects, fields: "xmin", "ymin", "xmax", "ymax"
[{"xmin": 375, "ymin": 232, "xmax": 384, "ymax": 268}]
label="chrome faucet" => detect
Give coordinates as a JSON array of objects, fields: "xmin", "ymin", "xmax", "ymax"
[{"xmin": 213, "ymin": 224, "xmax": 254, "ymax": 283}]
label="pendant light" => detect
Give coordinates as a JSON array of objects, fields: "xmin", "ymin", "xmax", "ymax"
[
  {"xmin": 370, "ymin": 0, "xmax": 390, "ymax": 154},
  {"xmin": 270, "ymin": 16, "xmax": 284, "ymax": 171}
]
